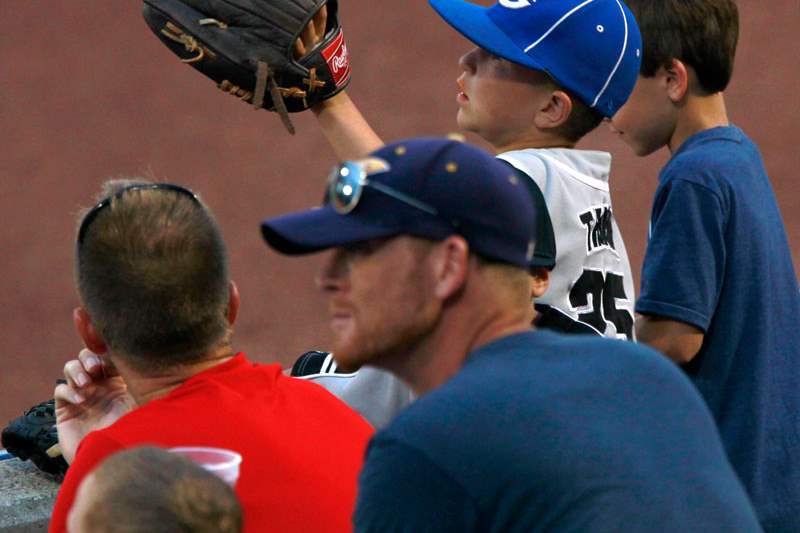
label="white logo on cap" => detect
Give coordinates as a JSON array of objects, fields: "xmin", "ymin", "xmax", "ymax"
[{"xmin": 499, "ymin": 0, "xmax": 535, "ymax": 8}]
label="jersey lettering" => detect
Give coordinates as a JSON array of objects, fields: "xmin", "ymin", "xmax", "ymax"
[
  {"xmin": 499, "ymin": 0, "xmax": 534, "ymax": 8},
  {"xmin": 569, "ymin": 269, "xmax": 634, "ymax": 339},
  {"xmin": 579, "ymin": 205, "xmax": 616, "ymax": 254}
]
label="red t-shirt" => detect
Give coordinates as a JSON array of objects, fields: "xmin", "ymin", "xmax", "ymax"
[{"xmin": 50, "ymin": 354, "xmax": 373, "ymax": 533}]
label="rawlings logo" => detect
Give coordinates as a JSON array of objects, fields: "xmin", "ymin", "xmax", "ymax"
[
  {"xmin": 332, "ymin": 43, "xmax": 349, "ymax": 73},
  {"xmin": 322, "ymin": 29, "xmax": 351, "ymax": 88}
]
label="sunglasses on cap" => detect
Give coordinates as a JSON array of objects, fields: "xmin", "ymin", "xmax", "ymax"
[
  {"xmin": 77, "ymin": 183, "xmax": 201, "ymax": 246},
  {"xmin": 326, "ymin": 159, "xmax": 439, "ymax": 216}
]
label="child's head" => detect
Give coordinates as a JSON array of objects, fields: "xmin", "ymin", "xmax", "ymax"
[
  {"xmin": 455, "ymin": 46, "xmax": 607, "ymax": 149},
  {"xmin": 610, "ymin": 0, "xmax": 739, "ymax": 155},
  {"xmin": 627, "ymin": 0, "xmax": 739, "ymax": 94},
  {"xmin": 67, "ymin": 446, "xmax": 243, "ymax": 533},
  {"xmin": 430, "ymin": 0, "xmax": 642, "ymax": 150}
]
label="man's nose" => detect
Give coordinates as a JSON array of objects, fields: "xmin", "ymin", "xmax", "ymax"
[{"xmin": 316, "ymin": 249, "xmax": 349, "ymax": 292}]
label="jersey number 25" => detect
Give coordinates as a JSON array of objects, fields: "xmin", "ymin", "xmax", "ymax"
[{"xmin": 569, "ymin": 269, "xmax": 634, "ymax": 339}]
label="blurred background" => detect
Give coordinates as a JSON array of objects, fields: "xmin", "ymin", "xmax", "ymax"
[{"xmin": 2, "ymin": 0, "xmax": 798, "ymax": 426}]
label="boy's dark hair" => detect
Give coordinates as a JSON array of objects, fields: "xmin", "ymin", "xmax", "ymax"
[
  {"xmin": 554, "ymin": 87, "xmax": 605, "ymax": 143},
  {"xmin": 625, "ymin": 0, "xmax": 739, "ymax": 93},
  {"xmin": 76, "ymin": 179, "xmax": 231, "ymax": 373},
  {"xmin": 79, "ymin": 446, "xmax": 243, "ymax": 533}
]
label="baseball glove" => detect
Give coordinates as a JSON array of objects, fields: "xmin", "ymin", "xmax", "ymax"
[
  {"xmin": 2, "ymin": 398, "xmax": 68, "ymax": 477},
  {"xmin": 142, "ymin": 0, "xmax": 351, "ymax": 134}
]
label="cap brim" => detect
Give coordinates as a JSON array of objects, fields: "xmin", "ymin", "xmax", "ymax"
[
  {"xmin": 261, "ymin": 206, "xmax": 402, "ymax": 255},
  {"xmin": 428, "ymin": 0, "xmax": 543, "ymax": 71}
]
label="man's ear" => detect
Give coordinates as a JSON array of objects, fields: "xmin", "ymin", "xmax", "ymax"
[
  {"xmin": 529, "ymin": 268, "xmax": 550, "ymax": 299},
  {"xmin": 73, "ymin": 307, "xmax": 107, "ymax": 354},
  {"xmin": 227, "ymin": 280, "xmax": 240, "ymax": 326},
  {"xmin": 663, "ymin": 58, "xmax": 689, "ymax": 102},
  {"xmin": 432, "ymin": 236, "xmax": 470, "ymax": 300},
  {"xmin": 534, "ymin": 90, "xmax": 572, "ymax": 130}
]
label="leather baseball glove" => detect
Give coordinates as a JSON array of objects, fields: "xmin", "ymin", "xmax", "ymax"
[
  {"xmin": 2, "ymin": 398, "xmax": 68, "ymax": 477},
  {"xmin": 142, "ymin": 0, "xmax": 351, "ymax": 134}
]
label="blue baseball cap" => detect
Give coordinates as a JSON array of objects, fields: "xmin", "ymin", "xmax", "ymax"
[
  {"xmin": 261, "ymin": 137, "xmax": 537, "ymax": 269},
  {"xmin": 429, "ymin": 0, "xmax": 642, "ymax": 117}
]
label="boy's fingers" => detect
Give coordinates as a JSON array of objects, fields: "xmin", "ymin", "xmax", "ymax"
[
  {"xmin": 313, "ymin": 6, "xmax": 327, "ymax": 42},
  {"xmin": 300, "ymin": 22, "xmax": 314, "ymax": 52},
  {"xmin": 293, "ymin": 37, "xmax": 306, "ymax": 60},
  {"xmin": 294, "ymin": 5, "xmax": 327, "ymax": 60}
]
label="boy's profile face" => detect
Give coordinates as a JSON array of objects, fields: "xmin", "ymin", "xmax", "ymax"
[
  {"xmin": 609, "ymin": 70, "xmax": 677, "ymax": 157},
  {"xmin": 456, "ymin": 47, "xmax": 557, "ymax": 150}
]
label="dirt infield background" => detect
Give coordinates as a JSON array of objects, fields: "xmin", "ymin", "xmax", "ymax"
[{"xmin": 2, "ymin": 1, "xmax": 798, "ymax": 426}]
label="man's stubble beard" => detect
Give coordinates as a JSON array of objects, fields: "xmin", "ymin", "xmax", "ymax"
[{"xmin": 333, "ymin": 301, "xmax": 441, "ymax": 375}]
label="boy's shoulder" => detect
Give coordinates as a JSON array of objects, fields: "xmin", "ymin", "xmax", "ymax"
[
  {"xmin": 669, "ymin": 126, "xmax": 755, "ymax": 163},
  {"xmin": 662, "ymin": 126, "xmax": 761, "ymax": 188},
  {"xmin": 498, "ymin": 147, "xmax": 612, "ymax": 189}
]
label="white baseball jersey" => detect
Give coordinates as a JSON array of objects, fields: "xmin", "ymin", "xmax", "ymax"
[
  {"xmin": 299, "ymin": 148, "xmax": 635, "ymax": 429},
  {"xmin": 497, "ymin": 148, "xmax": 635, "ymax": 339}
]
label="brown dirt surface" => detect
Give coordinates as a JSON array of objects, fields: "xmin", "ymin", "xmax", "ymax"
[{"xmin": 2, "ymin": 1, "xmax": 798, "ymax": 426}]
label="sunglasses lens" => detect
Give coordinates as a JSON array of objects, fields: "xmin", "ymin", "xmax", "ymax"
[{"xmin": 329, "ymin": 162, "xmax": 364, "ymax": 214}]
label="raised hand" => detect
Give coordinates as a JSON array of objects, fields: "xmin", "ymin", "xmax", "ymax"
[{"xmin": 54, "ymin": 349, "xmax": 136, "ymax": 463}]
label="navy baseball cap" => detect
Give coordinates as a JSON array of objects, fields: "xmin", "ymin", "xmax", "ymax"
[
  {"xmin": 261, "ymin": 137, "xmax": 537, "ymax": 269},
  {"xmin": 429, "ymin": 0, "xmax": 642, "ymax": 117}
]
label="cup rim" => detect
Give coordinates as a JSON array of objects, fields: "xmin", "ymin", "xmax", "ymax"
[{"xmin": 168, "ymin": 446, "xmax": 242, "ymax": 471}]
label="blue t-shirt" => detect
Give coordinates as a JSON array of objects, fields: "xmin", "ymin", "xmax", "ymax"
[
  {"xmin": 636, "ymin": 126, "xmax": 800, "ymax": 530},
  {"xmin": 354, "ymin": 331, "xmax": 760, "ymax": 533}
]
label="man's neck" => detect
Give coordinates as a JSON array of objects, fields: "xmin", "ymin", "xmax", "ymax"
[
  {"xmin": 114, "ymin": 347, "xmax": 236, "ymax": 405},
  {"xmin": 669, "ymin": 92, "xmax": 729, "ymax": 154},
  {"xmin": 386, "ymin": 298, "xmax": 532, "ymax": 397}
]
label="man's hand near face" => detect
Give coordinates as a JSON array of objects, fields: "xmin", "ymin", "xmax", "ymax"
[{"xmin": 54, "ymin": 349, "xmax": 135, "ymax": 464}]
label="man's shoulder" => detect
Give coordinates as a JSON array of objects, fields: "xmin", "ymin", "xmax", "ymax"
[
  {"xmin": 465, "ymin": 330, "xmax": 665, "ymax": 372},
  {"xmin": 385, "ymin": 332, "xmax": 681, "ymax": 436},
  {"xmin": 102, "ymin": 355, "xmax": 372, "ymax": 439}
]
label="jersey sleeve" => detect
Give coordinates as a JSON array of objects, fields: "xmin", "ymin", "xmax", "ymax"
[
  {"xmin": 49, "ymin": 432, "xmax": 124, "ymax": 533},
  {"xmin": 354, "ymin": 436, "xmax": 479, "ymax": 533},
  {"xmin": 636, "ymin": 178, "xmax": 727, "ymax": 331}
]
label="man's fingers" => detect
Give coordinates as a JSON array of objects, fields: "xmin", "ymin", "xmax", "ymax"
[
  {"xmin": 64, "ymin": 359, "xmax": 92, "ymax": 389},
  {"xmin": 78, "ymin": 348, "xmax": 120, "ymax": 378},
  {"xmin": 54, "ymin": 383, "xmax": 85, "ymax": 406},
  {"xmin": 77, "ymin": 348, "xmax": 105, "ymax": 376}
]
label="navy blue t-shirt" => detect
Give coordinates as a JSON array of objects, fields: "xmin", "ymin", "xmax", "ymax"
[
  {"xmin": 355, "ymin": 331, "xmax": 760, "ymax": 533},
  {"xmin": 636, "ymin": 126, "xmax": 800, "ymax": 530}
]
